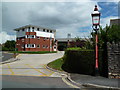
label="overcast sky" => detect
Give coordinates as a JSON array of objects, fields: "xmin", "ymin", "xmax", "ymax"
[{"xmin": 0, "ymin": 0, "xmax": 119, "ymax": 43}]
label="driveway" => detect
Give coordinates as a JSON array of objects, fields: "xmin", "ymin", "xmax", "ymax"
[{"xmin": 1, "ymin": 51, "xmax": 64, "ymax": 77}]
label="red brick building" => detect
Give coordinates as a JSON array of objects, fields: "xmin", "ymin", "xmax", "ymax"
[{"xmin": 14, "ymin": 25, "xmax": 57, "ymax": 51}]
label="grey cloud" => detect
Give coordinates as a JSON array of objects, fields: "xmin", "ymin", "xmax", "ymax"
[{"xmin": 2, "ymin": 2, "xmax": 97, "ymax": 42}]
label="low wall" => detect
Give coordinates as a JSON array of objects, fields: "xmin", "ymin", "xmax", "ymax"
[{"xmin": 107, "ymin": 42, "xmax": 120, "ymax": 78}]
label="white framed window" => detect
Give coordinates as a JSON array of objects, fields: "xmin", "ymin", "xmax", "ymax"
[
  {"xmin": 50, "ymin": 30, "xmax": 52, "ymax": 33},
  {"xmin": 37, "ymin": 37, "xmax": 40, "ymax": 39},
  {"xmin": 42, "ymin": 45, "xmax": 49, "ymax": 48},
  {"xmin": 42, "ymin": 45, "xmax": 45, "ymax": 48},
  {"xmin": 26, "ymin": 44, "xmax": 35, "ymax": 48},
  {"xmin": 47, "ymin": 30, "xmax": 49, "ymax": 32},
  {"xmin": 28, "ymin": 27, "xmax": 30, "ymax": 32},
  {"xmin": 46, "ymin": 45, "xmax": 48, "ymax": 48},
  {"xmin": 37, "ymin": 28, "xmax": 39, "ymax": 31},
  {"xmin": 32, "ymin": 27, "xmax": 34, "ymax": 32},
  {"xmin": 37, "ymin": 45, "xmax": 40, "ymax": 48},
  {"xmin": 21, "ymin": 44, "xmax": 25, "ymax": 48},
  {"xmin": 43, "ymin": 29, "xmax": 45, "ymax": 32},
  {"xmin": 22, "ymin": 38, "xmax": 24, "ymax": 42},
  {"xmin": 26, "ymin": 35, "xmax": 35, "ymax": 38},
  {"xmin": 44, "ymin": 37, "xmax": 49, "ymax": 41}
]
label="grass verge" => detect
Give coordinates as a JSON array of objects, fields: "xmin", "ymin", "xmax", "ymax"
[
  {"xmin": 47, "ymin": 58, "xmax": 63, "ymax": 71},
  {"xmin": 10, "ymin": 51, "xmax": 57, "ymax": 54}
]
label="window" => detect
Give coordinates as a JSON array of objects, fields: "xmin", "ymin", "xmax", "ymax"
[
  {"xmin": 26, "ymin": 44, "xmax": 35, "ymax": 48},
  {"xmin": 42, "ymin": 45, "xmax": 48, "ymax": 48},
  {"xmin": 21, "ymin": 44, "xmax": 25, "ymax": 48},
  {"xmin": 37, "ymin": 37, "xmax": 40, "ymax": 39},
  {"xmin": 32, "ymin": 35, "xmax": 34, "ymax": 38},
  {"xmin": 22, "ymin": 39, "xmax": 24, "ymax": 42},
  {"xmin": 26, "ymin": 35, "xmax": 35, "ymax": 38},
  {"xmin": 50, "ymin": 30, "xmax": 52, "ymax": 33},
  {"xmin": 46, "ymin": 45, "xmax": 48, "ymax": 48},
  {"xmin": 43, "ymin": 29, "xmax": 45, "ymax": 32},
  {"xmin": 28, "ymin": 27, "xmax": 30, "ymax": 32},
  {"xmin": 32, "ymin": 44, "xmax": 34, "ymax": 47},
  {"xmin": 44, "ymin": 37, "xmax": 48, "ymax": 41},
  {"xmin": 37, "ymin": 45, "xmax": 40, "ymax": 48},
  {"xmin": 32, "ymin": 27, "xmax": 34, "ymax": 32},
  {"xmin": 37, "ymin": 28, "xmax": 39, "ymax": 31},
  {"xmin": 47, "ymin": 30, "xmax": 49, "ymax": 32},
  {"xmin": 43, "ymin": 45, "xmax": 45, "ymax": 48},
  {"xmin": 44, "ymin": 37, "xmax": 46, "ymax": 41}
]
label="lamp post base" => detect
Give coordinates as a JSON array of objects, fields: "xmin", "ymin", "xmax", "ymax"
[{"xmin": 95, "ymin": 68, "xmax": 99, "ymax": 76}]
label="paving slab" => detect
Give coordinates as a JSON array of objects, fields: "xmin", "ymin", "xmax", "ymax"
[{"xmin": 70, "ymin": 73, "xmax": 120, "ymax": 89}]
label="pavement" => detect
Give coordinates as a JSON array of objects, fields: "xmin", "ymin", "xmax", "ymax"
[{"xmin": 69, "ymin": 73, "xmax": 120, "ymax": 89}]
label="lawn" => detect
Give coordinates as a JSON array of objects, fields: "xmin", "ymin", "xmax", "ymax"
[{"xmin": 47, "ymin": 58, "xmax": 63, "ymax": 71}]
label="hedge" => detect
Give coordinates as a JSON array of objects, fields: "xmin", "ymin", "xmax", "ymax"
[{"xmin": 62, "ymin": 49, "xmax": 107, "ymax": 76}]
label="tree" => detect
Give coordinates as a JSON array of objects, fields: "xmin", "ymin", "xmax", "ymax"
[
  {"xmin": 71, "ymin": 37, "xmax": 86, "ymax": 48},
  {"xmin": 2, "ymin": 40, "xmax": 16, "ymax": 51},
  {"xmin": 91, "ymin": 25, "xmax": 120, "ymax": 49}
]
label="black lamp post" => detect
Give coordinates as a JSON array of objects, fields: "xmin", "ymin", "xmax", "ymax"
[{"xmin": 91, "ymin": 5, "xmax": 101, "ymax": 76}]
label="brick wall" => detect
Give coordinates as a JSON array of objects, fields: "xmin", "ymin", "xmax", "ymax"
[
  {"xmin": 16, "ymin": 32, "xmax": 55, "ymax": 51},
  {"xmin": 107, "ymin": 42, "xmax": 120, "ymax": 78}
]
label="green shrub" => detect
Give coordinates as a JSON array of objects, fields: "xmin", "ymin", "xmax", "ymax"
[
  {"xmin": 62, "ymin": 49, "xmax": 105, "ymax": 76},
  {"xmin": 67, "ymin": 47, "xmax": 81, "ymax": 50},
  {"xmin": 2, "ymin": 47, "xmax": 9, "ymax": 51}
]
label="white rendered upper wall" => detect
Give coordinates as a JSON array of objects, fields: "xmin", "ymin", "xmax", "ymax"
[
  {"xmin": 35, "ymin": 31, "xmax": 54, "ymax": 38},
  {"xmin": 15, "ymin": 25, "xmax": 56, "ymax": 38}
]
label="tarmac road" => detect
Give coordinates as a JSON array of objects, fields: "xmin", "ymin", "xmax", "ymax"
[
  {"xmin": 0, "ymin": 52, "xmax": 14, "ymax": 62},
  {"xmin": 2, "ymin": 75, "xmax": 73, "ymax": 88}
]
